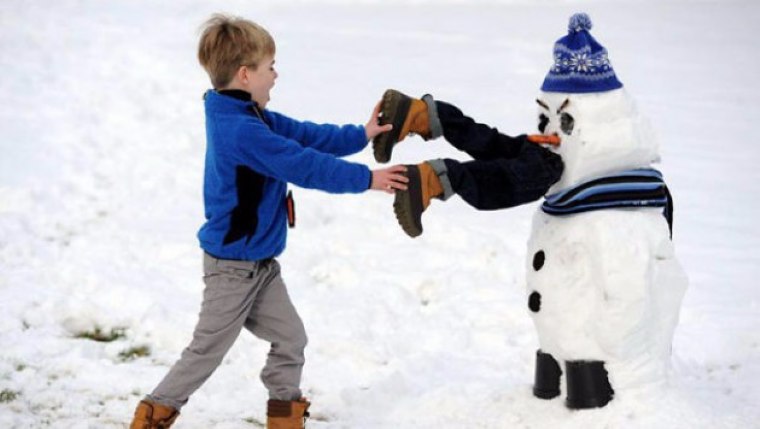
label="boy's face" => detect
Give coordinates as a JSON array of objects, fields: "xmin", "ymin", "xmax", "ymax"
[{"xmin": 243, "ymin": 55, "xmax": 277, "ymax": 109}]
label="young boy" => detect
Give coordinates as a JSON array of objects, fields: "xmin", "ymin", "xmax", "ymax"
[
  {"xmin": 372, "ymin": 90, "xmax": 564, "ymax": 237},
  {"xmin": 129, "ymin": 15, "xmax": 407, "ymax": 429}
]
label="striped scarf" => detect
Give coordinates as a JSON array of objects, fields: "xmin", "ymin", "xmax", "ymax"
[{"xmin": 542, "ymin": 168, "xmax": 673, "ymax": 237}]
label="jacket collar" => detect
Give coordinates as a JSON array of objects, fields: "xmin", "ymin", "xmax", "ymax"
[
  {"xmin": 218, "ymin": 89, "xmax": 252, "ymax": 102},
  {"xmin": 204, "ymin": 89, "xmax": 268, "ymax": 127},
  {"xmin": 205, "ymin": 89, "xmax": 263, "ymax": 114}
]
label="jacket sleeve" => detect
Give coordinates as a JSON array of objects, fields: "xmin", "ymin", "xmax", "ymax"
[
  {"xmin": 234, "ymin": 119, "xmax": 371, "ymax": 193},
  {"xmin": 264, "ymin": 110, "xmax": 368, "ymax": 157}
]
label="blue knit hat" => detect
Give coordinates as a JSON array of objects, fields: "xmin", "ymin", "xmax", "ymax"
[{"xmin": 541, "ymin": 13, "xmax": 623, "ymax": 93}]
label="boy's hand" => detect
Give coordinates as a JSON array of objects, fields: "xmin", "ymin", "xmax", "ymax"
[
  {"xmin": 365, "ymin": 101, "xmax": 393, "ymax": 141},
  {"xmin": 371, "ymin": 165, "xmax": 409, "ymax": 194}
]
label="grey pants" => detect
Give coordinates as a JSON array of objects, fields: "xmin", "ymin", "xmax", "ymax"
[{"xmin": 148, "ymin": 253, "xmax": 308, "ymax": 410}]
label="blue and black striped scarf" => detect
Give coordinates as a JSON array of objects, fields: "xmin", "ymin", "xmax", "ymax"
[{"xmin": 542, "ymin": 168, "xmax": 673, "ymax": 237}]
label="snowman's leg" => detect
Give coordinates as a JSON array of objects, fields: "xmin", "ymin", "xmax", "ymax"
[
  {"xmin": 564, "ymin": 360, "xmax": 614, "ymax": 409},
  {"xmin": 533, "ymin": 350, "xmax": 562, "ymax": 399}
]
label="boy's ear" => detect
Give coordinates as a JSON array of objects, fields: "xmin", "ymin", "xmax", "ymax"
[{"xmin": 237, "ymin": 65, "xmax": 249, "ymax": 84}]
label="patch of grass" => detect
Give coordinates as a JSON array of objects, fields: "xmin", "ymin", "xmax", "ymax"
[
  {"xmin": 243, "ymin": 417, "xmax": 265, "ymax": 427},
  {"xmin": 118, "ymin": 345, "xmax": 151, "ymax": 362},
  {"xmin": 75, "ymin": 326, "xmax": 127, "ymax": 342},
  {"xmin": 0, "ymin": 389, "xmax": 20, "ymax": 403}
]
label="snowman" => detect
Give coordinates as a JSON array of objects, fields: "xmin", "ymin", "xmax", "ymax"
[{"xmin": 525, "ymin": 13, "xmax": 688, "ymax": 409}]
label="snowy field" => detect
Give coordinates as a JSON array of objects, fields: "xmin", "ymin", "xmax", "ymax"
[{"xmin": 1, "ymin": 0, "xmax": 759, "ymax": 428}]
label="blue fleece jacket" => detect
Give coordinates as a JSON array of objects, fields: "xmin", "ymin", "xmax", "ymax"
[{"xmin": 198, "ymin": 90, "xmax": 371, "ymax": 261}]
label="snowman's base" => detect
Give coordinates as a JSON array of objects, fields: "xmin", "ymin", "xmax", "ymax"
[
  {"xmin": 532, "ymin": 350, "xmax": 615, "ymax": 409},
  {"xmin": 565, "ymin": 360, "xmax": 614, "ymax": 409},
  {"xmin": 533, "ymin": 350, "xmax": 562, "ymax": 399}
]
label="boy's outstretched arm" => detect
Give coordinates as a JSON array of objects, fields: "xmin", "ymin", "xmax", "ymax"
[
  {"xmin": 365, "ymin": 101, "xmax": 393, "ymax": 141},
  {"xmin": 370, "ymin": 165, "xmax": 408, "ymax": 194},
  {"xmin": 264, "ymin": 101, "xmax": 393, "ymax": 157}
]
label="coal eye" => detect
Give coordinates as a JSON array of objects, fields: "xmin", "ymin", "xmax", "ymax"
[
  {"xmin": 560, "ymin": 112, "xmax": 574, "ymax": 135},
  {"xmin": 538, "ymin": 113, "xmax": 549, "ymax": 134}
]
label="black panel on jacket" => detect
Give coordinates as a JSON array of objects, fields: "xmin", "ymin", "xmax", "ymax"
[{"xmin": 223, "ymin": 166, "xmax": 266, "ymax": 245}]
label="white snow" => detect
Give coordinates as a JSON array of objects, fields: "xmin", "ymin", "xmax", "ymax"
[{"xmin": 1, "ymin": 1, "xmax": 759, "ymax": 428}]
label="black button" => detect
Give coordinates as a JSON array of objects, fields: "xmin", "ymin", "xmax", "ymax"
[
  {"xmin": 533, "ymin": 250, "xmax": 545, "ymax": 271},
  {"xmin": 529, "ymin": 291, "xmax": 542, "ymax": 312}
]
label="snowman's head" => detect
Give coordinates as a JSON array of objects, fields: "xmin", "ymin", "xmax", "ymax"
[
  {"xmin": 536, "ymin": 88, "xmax": 660, "ymax": 194},
  {"xmin": 534, "ymin": 13, "xmax": 660, "ymax": 194}
]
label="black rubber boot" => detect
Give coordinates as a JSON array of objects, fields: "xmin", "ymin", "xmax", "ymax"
[
  {"xmin": 533, "ymin": 350, "xmax": 562, "ymax": 400},
  {"xmin": 393, "ymin": 164, "xmax": 424, "ymax": 238},
  {"xmin": 564, "ymin": 360, "xmax": 614, "ymax": 409},
  {"xmin": 373, "ymin": 90, "xmax": 412, "ymax": 163}
]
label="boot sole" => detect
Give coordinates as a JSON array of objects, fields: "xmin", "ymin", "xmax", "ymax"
[
  {"xmin": 393, "ymin": 165, "xmax": 423, "ymax": 238},
  {"xmin": 373, "ymin": 89, "xmax": 411, "ymax": 163}
]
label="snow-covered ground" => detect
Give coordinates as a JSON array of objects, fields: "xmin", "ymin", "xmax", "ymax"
[{"xmin": 1, "ymin": 1, "xmax": 759, "ymax": 428}]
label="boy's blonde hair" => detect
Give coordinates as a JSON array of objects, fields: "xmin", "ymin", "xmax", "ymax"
[{"xmin": 198, "ymin": 14, "xmax": 276, "ymax": 89}]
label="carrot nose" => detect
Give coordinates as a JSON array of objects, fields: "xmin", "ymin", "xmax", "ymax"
[{"xmin": 527, "ymin": 134, "xmax": 561, "ymax": 147}]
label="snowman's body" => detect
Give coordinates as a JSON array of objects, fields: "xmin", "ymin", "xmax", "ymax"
[{"xmin": 527, "ymin": 88, "xmax": 688, "ymax": 408}]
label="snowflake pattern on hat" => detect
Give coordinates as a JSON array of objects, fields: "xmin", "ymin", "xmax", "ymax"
[
  {"xmin": 552, "ymin": 48, "xmax": 612, "ymax": 75},
  {"xmin": 549, "ymin": 45, "xmax": 615, "ymax": 79}
]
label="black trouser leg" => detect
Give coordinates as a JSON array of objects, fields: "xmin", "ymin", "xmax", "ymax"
[
  {"xmin": 435, "ymin": 101, "xmax": 524, "ymax": 160},
  {"xmin": 442, "ymin": 152, "xmax": 562, "ymax": 210},
  {"xmin": 434, "ymin": 101, "xmax": 563, "ymax": 210}
]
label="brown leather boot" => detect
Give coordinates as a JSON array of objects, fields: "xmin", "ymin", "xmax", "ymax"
[
  {"xmin": 267, "ymin": 398, "xmax": 310, "ymax": 429},
  {"xmin": 129, "ymin": 400, "xmax": 179, "ymax": 429},
  {"xmin": 373, "ymin": 89, "xmax": 431, "ymax": 163},
  {"xmin": 393, "ymin": 162, "xmax": 444, "ymax": 238}
]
